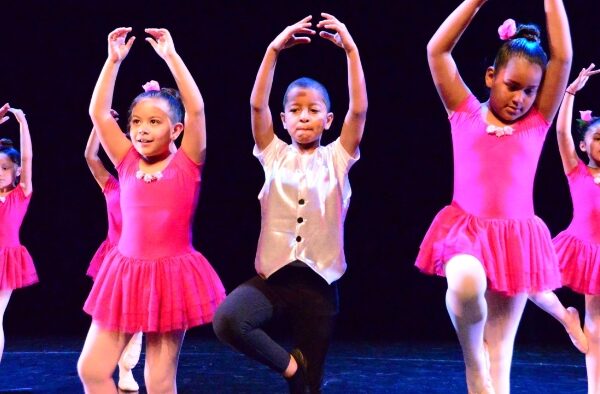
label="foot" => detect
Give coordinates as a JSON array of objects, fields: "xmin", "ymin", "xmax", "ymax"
[
  {"xmin": 117, "ymin": 368, "xmax": 139, "ymax": 392},
  {"xmin": 564, "ymin": 306, "xmax": 588, "ymax": 353},
  {"xmin": 466, "ymin": 343, "xmax": 495, "ymax": 394},
  {"xmin": 286, "ymin": 348, "xmax": 308, "ymax": 394}
]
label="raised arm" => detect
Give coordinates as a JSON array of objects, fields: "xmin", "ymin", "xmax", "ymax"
[
  {"xmin": 0, "ymin": 103, "xmax": 9, "ymax": 125},
  {"xmin": 556, "ymin": 64, "xmax": 600, "ymax": 173},
  {"xmin": 534, "ymin": 0, "xmax": 572, "ymax": 122},
  {"xmin": 317, "ymin": 13, "xmax": 367, "ymax": 156},
  {"xmin": 251, "ymin": 16, "xmax": 315, "ymax": 151},
  {"xmin": 8, "ymin": 108, "xmax": 32, "ymax": 196},
  {"xmin": 427, "ymin": 0, "xmax": 487, "ymax": 113},
  {"xmin": 89, "ymin": 27, "xmax": 135, "ymax": 166},
  {"xmin": 146, "ymin": 28, "xmax": 205, "ymax": 164}
]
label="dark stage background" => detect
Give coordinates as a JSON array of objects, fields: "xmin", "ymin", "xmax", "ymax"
[{"xmin": 2, "ymin": 0, "xmax": 600, "ymax": 345}]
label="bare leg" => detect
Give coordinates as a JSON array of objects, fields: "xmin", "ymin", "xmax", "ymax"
[
  {"xmin": 144, "ymin": 330, "xmax": 185, "ymax": 394},
  {"xmin": 484, "ymin": 291, "xmax": 527, "ymax": 394},
  {"xmin": 118, "ymin": 331, "xmax": 143, "ymax": 391},
  {"xmin": 585, "ymin": 295, "xmax": 600, "ymax": 394},
  {"xmin": 0, "ymin": 290, "xmax": 12, "ymax": 364},
  {"xmin": 77, "ymin": 321, "xmax": 133, "ymax": 394},
  {"xmin": 529, "ymin": 291, "xmax": 587, "ymax": 353},
  {"xmin": 444, "ymin": 254, "xmax": 493, "ymax": 393}
]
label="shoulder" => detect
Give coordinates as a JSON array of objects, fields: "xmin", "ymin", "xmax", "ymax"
[{"xmin": 449, "ymin": 94, "xmax": 481, "ymax": 120}]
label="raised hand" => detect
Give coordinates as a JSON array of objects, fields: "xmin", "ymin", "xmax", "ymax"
[
  {"xmin": 145, "ymin": 28, "xmax": 177, "ymax": 59},
  {"xmin": 269, "ymin": 15, "xmax": 315, "ymax": 52},
  {"xmin": 7, "ymin": 108, "xmax": 26, "ymax": 124},
  {"xmin": 0, "ymin": 103, "xmax": 9, "ymax": 125},
  {"xmin": 317, "ymin": 13, "xmax": 357, "ymax": 53},
  {"xmin": 566, "ymin": 63, "xmax": 600, "ymax": 95},
  {"xmin": 108, "ymin": 27, "xmax": 135, "ymax": 63}
]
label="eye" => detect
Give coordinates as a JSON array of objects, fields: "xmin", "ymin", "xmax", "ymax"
[
  {"xmin": 151, "ymin": 119, "xmax": 160, "ymax": 125},
  {"xmin": 289, "ymin": 108, "xmax": 299, "ymax": 113},
  {"xmin": 131, "ymin": 119, "xmax": 140, "ymax": 125}
]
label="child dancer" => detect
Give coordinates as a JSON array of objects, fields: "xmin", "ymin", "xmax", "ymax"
[
  {"xmin": 84, "ymin": 115, "xmax": 142, "ymax": 392},
  {"xmin": 77, "ymin": 27, "xmax": 225, "ymax": 393},
  {"xmin": 0, "ymin": 104, "xmax": 37, "ymax": 363},
  {"xmin": 213, "ymin": 13, "xmax": 367, "ymax": 393},
  {"xmin": 416, "ymin": 1, "xmax": 571, "ymax": 392},
  {"xmin": 553, "ymin": 63, "xmax": 600, "ymax": 393}
]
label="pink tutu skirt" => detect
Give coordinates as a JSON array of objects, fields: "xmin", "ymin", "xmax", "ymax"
[
  {"xmin": 554, "ymin": 231, "xmax": 600, "ymax": 295},
  {"xmin": 83, "ymin": 248, "xmax": 226, "ymax": 333},
  {"xmin": 415, "ymin": 203, "xmax": 561, "ymax": 295},
  {"xmin": 86, "ymin": 239, "xmax": 116, "ymax": 280},
  {"xmin": 0, "ymin": 245, "xmax": 38, "ymax": 291}
]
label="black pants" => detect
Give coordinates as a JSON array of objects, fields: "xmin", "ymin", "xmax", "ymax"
[{"xmin": 213, "ymin": 265, "xmax": 339, "ymax": 393}]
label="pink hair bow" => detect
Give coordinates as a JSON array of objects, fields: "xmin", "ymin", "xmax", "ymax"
[
  {"xmin": 142, "ymin": 80, "xmax": 161, "ymax": 92},
  {"xmin": 498, "ymin": 19, "xmax": 517, "ymax": 41},
  {"xmin": 580, "ymin": 110, "xmax": 593, "ymax": 122}
]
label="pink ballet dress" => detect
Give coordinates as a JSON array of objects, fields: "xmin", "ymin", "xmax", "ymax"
[
  {"xmin": 84, "ymin": 148, "xmax": 226, "ymax": 333},
  {"xmin": 554, "ymin": 159, "xmax": 600, "ymax": 294},
  {"xmin": 86, "ymin": 175, "xmax": 121, "ymax": 280},
  {"xmin": 0, "ymin": 186, "xmax": 37, "ymax": 290},
  {"xmin": 415, "ymin": 94, "xmax": 561, "ymax": 295}
]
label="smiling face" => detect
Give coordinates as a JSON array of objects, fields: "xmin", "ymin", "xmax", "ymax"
[
  {"xmin": 280, "ymin": 87, "xmax": 333, "ymax": 151},
  {"xmin": 0, "ymin": 153, "xmax": 19, "ymax": 191},
  {"xmin": 129, "ymin": 97, "xmax": 183, "ymax": 160},
  {"xmin": 485, "ymin": 56, "xmax": 543, "ymax": 123},
  {"xmin": 580, "ymin": 124, "xmax": 600, "ymax": 167}
]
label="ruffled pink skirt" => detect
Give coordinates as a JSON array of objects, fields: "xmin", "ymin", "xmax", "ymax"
[
  {"xmin": 415, "ymin": 203, "xmax": 561, "ymax": 295},
  {"xmin": 554, "ymin": 231, "xmax": 600, "ymax": 295},
  {"xmin": 86, "ymin": 239, "xmax": 116, "ymax": 280},
  {"xmin": 83, "ymin": 248, "xmax": 226, "ymax": 333},
  {"xmin": 0, "ymin": 246, "xmax": 38, "ymax": 290}
]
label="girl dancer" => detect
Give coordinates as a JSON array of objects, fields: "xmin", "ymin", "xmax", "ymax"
[
  {"xmin": 77, "ymin": 27, "xmax": 225, "ymax": 393},
  {"xmin": 0, "ymin": 104, "xmax": 37, "ymax": 363},
  {"xmin": 553, "ymin": 63, "xmax": 600, "ymax": 393},
  {"xmin": 213, "ymin": 13, "xmax": 367, "ymax": 394},
  {"xmin": 416, "ymin": 1, "xmax": 571, "ymax": 392}
]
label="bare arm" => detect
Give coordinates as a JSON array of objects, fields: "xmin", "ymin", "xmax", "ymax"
[
  {"xmin": 535, "ymin": 0, "xmax": 572, "ymax": 122},
  {"xmin": 251, "ymin": 16, "xmax": 315, "ymax": 151},
  {"xmin": 146, "ymin": 28, "xmax": 206, "ymax": 164},
  {"xmin": 0, "ymin": 103, "xmax": 9, "ymax": 125},
  {"xmin": 427, "ymin": 0, "xmax": 487, "ymax": 114},
  {"xmin": 89, "ymin": 27, "xmax": 135, "ymax": 166},
  {"xmin": 8, "ymin": 108, "xmax": 32, "ymax": 196},
  {"xmin": 317, "ymin": 13, "xmax": 367, "ymax": 156},
  {"xmin": 556, "ymin": 64, "xmax": 600, "ymax": 173},
  {"xmin": 85, "ymin": 128, "xmax": 111, "ymax": 189}
]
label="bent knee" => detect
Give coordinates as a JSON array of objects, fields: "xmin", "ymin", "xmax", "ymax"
[
  {"xmin": 445, "ymin": 255, "xmax": 487, "ymax": 300},
  {"xmin": 145, "ymin": 373, "xmax": 176, "ymax": 393},
  {"xmin": 213, "ymin": 307, "xmax": 242, "ymax": 342},
  {"xmin": 77, "ymin": 355, "xmax": 110, "ymax": 385}
]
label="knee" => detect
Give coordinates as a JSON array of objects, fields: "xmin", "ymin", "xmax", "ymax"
[
  {"xmin": 213, "ymin": 306, "xmax": 242, "ymax": 343},
  {"xmin": 145, "ymin": 370, "xmax": 175, "ymax": 394},
  {"xmin": 77, "ymin": 354, "xmax": 108, "ymax": 386},
  {"xmin": 445, "ymin": 255, "xmax": 487, "ymax": 302}
]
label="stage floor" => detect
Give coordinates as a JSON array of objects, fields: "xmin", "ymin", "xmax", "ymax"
[{"xmin": 0, "ymin": 336, "xmax": 587, "ymax": 393}]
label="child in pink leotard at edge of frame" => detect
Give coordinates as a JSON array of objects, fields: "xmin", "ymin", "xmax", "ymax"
[
  {"xmin": 0, "ymin": 103, "xmax": 37, "ymax": 364},
  {"xmin": 77, "ymin": 27, "xmax": 225, "ymax": 393},
  {"xmin": 416, "ymin": 1, "xmax": 577, "ymax": 392},
  {"xmin": 552, "ymin": 63, "xmax": 600, "ymax": 393}
]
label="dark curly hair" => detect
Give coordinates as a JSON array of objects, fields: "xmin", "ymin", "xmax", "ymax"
[
  {"xmin": 0, "ymin": 138, "xmax": 20, "ymax": 166},
  {"xmin": 493, "ymin": 23, "xmax": 548, "ymax": 72},
  {"xmin": 128, "ymin": 86, "xmax": 184, "ymax": 127}
]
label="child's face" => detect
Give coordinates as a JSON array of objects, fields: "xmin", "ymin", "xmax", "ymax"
[
  {"xmin": 580, "ymin": 126, "xmax": 600, "ymax": 166},
  {"xmin": 129, "ymin": 97, "xmax": 183, "ymax": 159},
  {"xmin": 281, "ymin": 87, "xmax": 333, "ymax": 149},
  {"xmin": 486, "ymin": 57, "xmax": 543, "ymax": 123},
  {"xmin": 0, "ymin": 153, "xmax": 19, "ymax": 190}
]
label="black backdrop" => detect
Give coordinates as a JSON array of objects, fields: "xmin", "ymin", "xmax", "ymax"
[{"xmin": 2, "ymin": 0, "xmax": 600, "ymax": 344}]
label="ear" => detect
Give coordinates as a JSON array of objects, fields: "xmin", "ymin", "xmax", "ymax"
[
  {"xmin": 171, "ymin": 122, "xmax": 184, "ymax": 140},
  {"xmin": 324, "ymin": 112, "xmax": 334, "ymax": 130},
  {"xmin": 15, "ymin": 165, "xmax": 21, "ymax": 177},
  {"xmin": 485, "ymin": 66, "xmax": 495, "ymax": 89},
  {"xmin": 280, "ymin": 112, "xmax": 287, "ymax": 130},
  {"xmin": 579, "ymin": 140, "xmax": 587, "ymax": 152}
]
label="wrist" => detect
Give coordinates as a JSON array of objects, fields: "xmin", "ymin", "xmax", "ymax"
[{"xmin": 565, "ymin": 89, "xmax": 576, "ymax": 96}]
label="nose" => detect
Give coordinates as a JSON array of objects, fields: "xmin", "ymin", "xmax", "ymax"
[
  {"xmin": 299, "ymin": 108, "xmax": 310, "ymax": 121},
  {"xmin": 511, "ymin": 91, "xmax": 524, "ymax": 105}
]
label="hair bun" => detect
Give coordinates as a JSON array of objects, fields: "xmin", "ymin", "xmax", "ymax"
[
  {"xmin": 515, "ymin": 24, "xmax": 541, "ymax": 43},
  {"xmin": 0, "ymin": 138, "xmax": 14, "ymax": 148}
]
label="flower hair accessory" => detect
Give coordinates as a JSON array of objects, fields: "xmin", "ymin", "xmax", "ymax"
[
  {"xmin": 142, "ymin": 80, "xmax": 161, "ymax": 92},
  {"xmin": 580, "ymin": 110, "xmax": 593, "ymax": 123},
  {"xmin": 498, "ymin": 19, "xmax": 517, "ymax": 41},
  {"xmin": 486, "ymin": 125, "xmax": 514, "ymax": 138}
]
